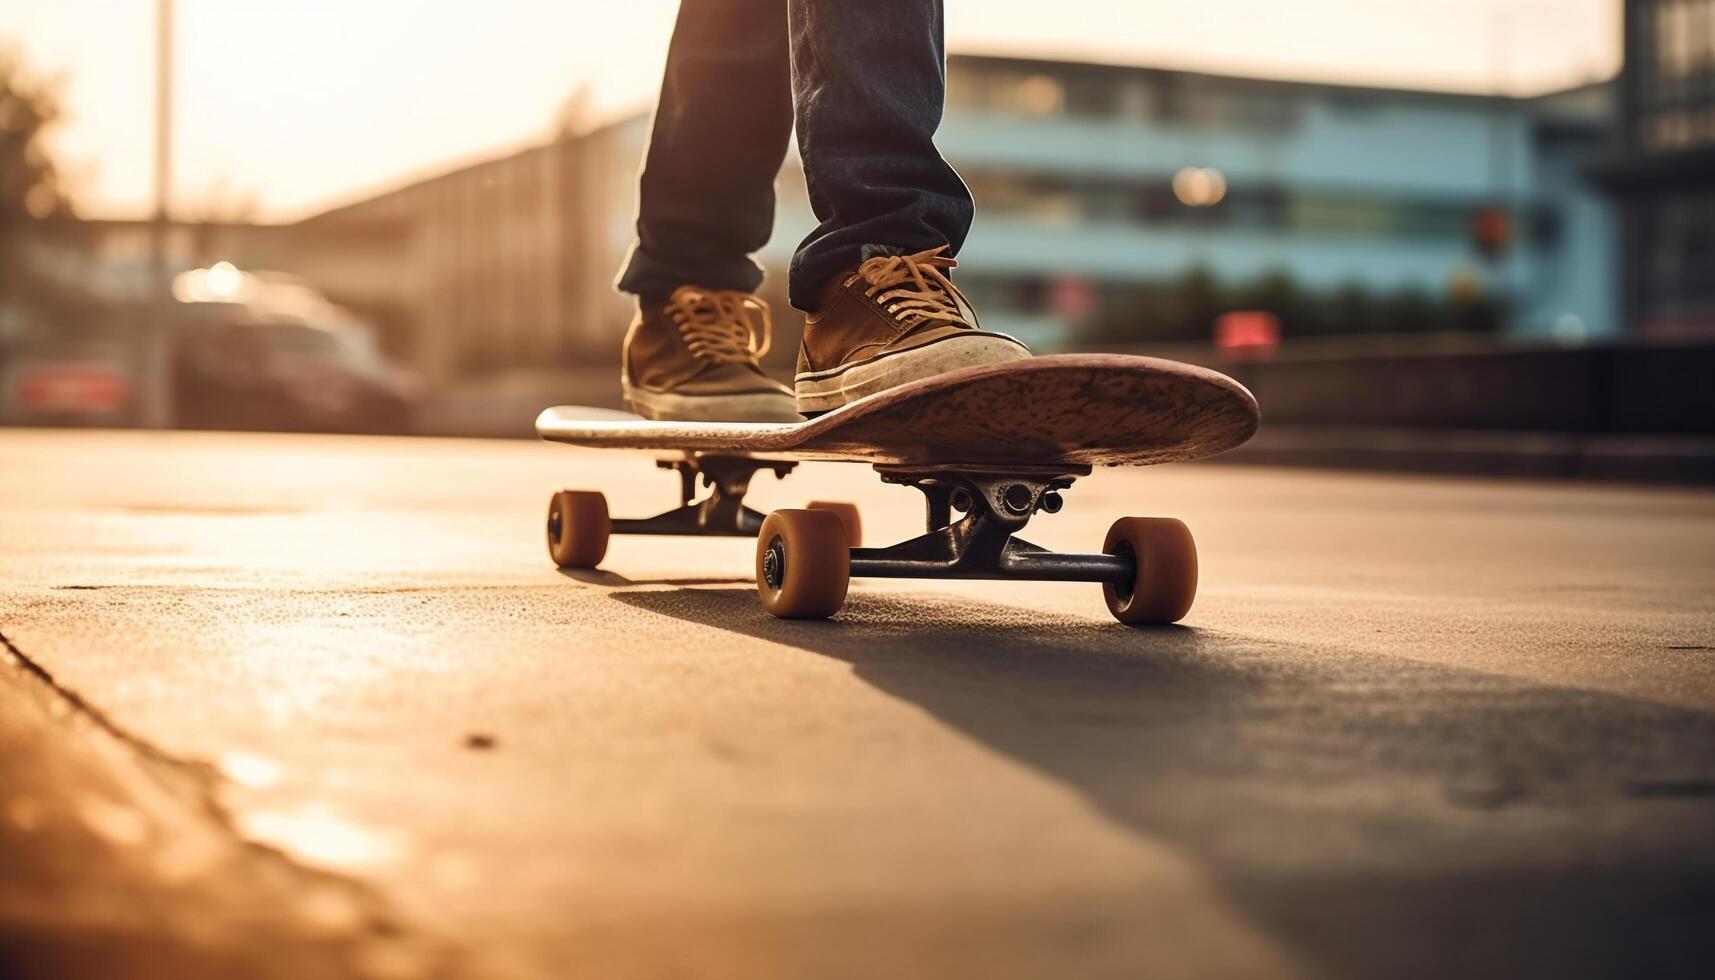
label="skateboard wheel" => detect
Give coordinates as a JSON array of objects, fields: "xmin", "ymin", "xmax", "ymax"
[
  {"xmin": 755, "ymin": 509, "xmax": 850, "ymax": 620},
  {"xmin": 547, "ymin": 490, "xmax": 610, "ymax": 569},
  {"xmin": 804, "ymin": 500, "xmax": 863, "ymax": 547},
  {"xmin": 1102, "ymin": 517, "xmax": 1197, "ymax": 625}
]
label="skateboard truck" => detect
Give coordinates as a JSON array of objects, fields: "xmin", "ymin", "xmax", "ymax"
[
  {"xmin": 848, "ymin": 464, "xmax": 1132, "ymax": 584},
  {"xmin": 550, "ymin": 455, "xmax": 1193, "ymax": 624},
  {"xmin": 549, "ymin": 456, "xmax": 1192, "ymax": 625},
  {"xmin": 546, "ymin": 454, "xmax": 865, "ymax": 570},
  {"xmin": 752, "ymin": 462, "xmax": 1195, "ymax": 623},
  {"xmin": 607, "ymin": 454, "xmax": 795, "ymax": 537}
]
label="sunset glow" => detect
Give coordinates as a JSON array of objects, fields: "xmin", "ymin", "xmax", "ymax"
[{"xmin": 1, "ymin": 0, "xmax": 1619, "ymax": 221}]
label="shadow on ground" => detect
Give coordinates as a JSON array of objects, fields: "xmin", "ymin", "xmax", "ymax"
[
  {"xmin": 615, "ymin": 587, "xmax": 1715, "ymax": 980},
  {"xmin": 558, "ymin": 568, "xmax": 752, "ymax": 587}
]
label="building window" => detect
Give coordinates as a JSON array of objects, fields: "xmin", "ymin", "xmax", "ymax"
[
  {"xmin": 1062, "ymin": 72, "xmax": 1122, "ymax": 119},
  {"xmin": 946, "ymin": 68, "xmax": 1066, "ymax": 118},
  {"xmin": 1638, "ymin": 190, "xmax": 1715, "ymax": 323},
  {"xmin": 1651, "ymin": 0, "xmax": 1715, "ymax": 82},
  {"xmin": 946, "ymin": 63, "xmax": 1301, "ymax": 132},
  {"xmin": 1015, "ymin": 74, "xmax": 1065, "ymax": 117},
  {"xmin": 1640, "ymin": 0, "xmax": 1715, "ymax": 149},
  {"xmin": 962, "ymin": 167, "xmax": 1506, "ymax": 243}
]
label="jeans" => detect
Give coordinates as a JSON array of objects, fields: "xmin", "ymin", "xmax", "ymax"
[{"xmin": 615, "ymin": 0, "xmax": 973, "ymax": 312}]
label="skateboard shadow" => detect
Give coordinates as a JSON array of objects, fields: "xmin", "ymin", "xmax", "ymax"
[
  {"xmin": 557, "ymin": 568, "xmax": 751, "ymax": 588},
  {"xmin": 612, "ymin": 586, "xmax": 1715, "ymax": 980}
]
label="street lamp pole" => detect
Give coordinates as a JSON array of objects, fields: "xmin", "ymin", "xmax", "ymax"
[
  {"xmin": 143, "ymin": 0, "xmax": 175, "ymax": 428},
  {"xmin": 154, "ymin": 0, "xmax": 174, "ymax": 229}
]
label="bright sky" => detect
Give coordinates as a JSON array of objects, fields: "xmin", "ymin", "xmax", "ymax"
[{"xmin": 0, "ymin": 0, "xmax": 1619, "ymax": 222}]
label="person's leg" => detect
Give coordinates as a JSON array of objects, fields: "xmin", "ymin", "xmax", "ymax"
[
  {"xmin": 616, "ymin": 0, "xmax": 801, "ymax": 423},
  {"xmin": 785, "ymin": 0, "xmax": 1029, "ymax": 413},
  {"xmin": 784, "ymin": 0, "xmax": 971, "ymax": 310},
  {"xmin": 616, "ymin": 0, "xmax": 794, "ymax": 298}
]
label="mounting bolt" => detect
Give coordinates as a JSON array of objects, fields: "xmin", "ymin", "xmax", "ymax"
[
  {"xmin": 950, "ymin": 488, "xmax": 973, "ymax": 513},
  {"xmin": 1002, "ymin": 483, "xmax": 1034, "ymax": 515},
  {"xmin": 1039, "ymin": 491, "xmax": 1064, "ymax": 514}
]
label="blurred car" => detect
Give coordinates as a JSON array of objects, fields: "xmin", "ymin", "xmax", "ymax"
[
  {"xmin": 168, "ymin": 264, "xmax": 419, "ymax": 434},
  {"xmin": 172, "ymin": 307, "xmax": 418, "ymax": 434}
]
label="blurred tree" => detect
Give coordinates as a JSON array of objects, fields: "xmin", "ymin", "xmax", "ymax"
[
  {"xmin": 1387, "ymin": 286, "xmax": 1439, "ymax": 334},
  {"xmin": 1242, "ymin": 268, "xmax": 1306, "ymax": 334},
  {"xmin": 1324, "ymin": 282, "xmax": 1376, "ymax": 337},
  {"xmin": 1080, "ymin": 280, "xmax": 1176, "ymax": 344},
  {"xmin": 0, "ymin": 50, "xmax": 99, "ymax": 348},
  {"xmin": 1453, "ymin": 293, "xmax": 1506, "ymax": 334},
  {"xmin": 0, "ymin": 52, "xmax": 71, "ymax": 221},
  {"xmin": 1074, "ymin": 266, "xmax": 1506, "ymax": 347},
  {"xmin": 1177, "ymin": 264, "xmax": 1223, "ymax": 341}
]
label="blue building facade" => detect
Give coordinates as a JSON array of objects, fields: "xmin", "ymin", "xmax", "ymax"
[{"xmin": 763, "ymin": 56, "xmax": 1619, "ymax": 348}]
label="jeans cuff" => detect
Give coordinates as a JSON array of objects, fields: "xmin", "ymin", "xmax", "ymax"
[{"xmin": 614, "ymin": 242, "xmax": 767, "ymax": 298}]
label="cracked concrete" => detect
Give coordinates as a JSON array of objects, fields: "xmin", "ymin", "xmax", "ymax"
[{"xmin": 0, "ymin": 628, "xmax": 461, "ymax": 980}]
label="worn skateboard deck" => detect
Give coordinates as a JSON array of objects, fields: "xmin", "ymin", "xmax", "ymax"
[{"xmin": 536, "ymin": 354, "xmax": 1259, "ymax": 467}]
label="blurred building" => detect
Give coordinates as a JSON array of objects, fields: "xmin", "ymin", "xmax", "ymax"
[
  {"xmin": 918, "ymin": 57, "xmax": 1616, "ymax": 347},
  {"xmin": 1599, "ymin": 0, "xmax": 1715, "ymax": 335},
  {"xmin": 294, "ymin": 125, "xmax": 643, "ymax": 382},
  {"xmin": 290, "ymin": 54, "xmax": 1619, "ymax": 381}
]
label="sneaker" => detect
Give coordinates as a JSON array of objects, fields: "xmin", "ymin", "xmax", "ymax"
[
  {"xmin": 622, "ymin": 287, "xmax": 801, "ymax": 422},
  {"xmin": 794, "ymin": 246, "xmax": 1030, "ymax": 413}
]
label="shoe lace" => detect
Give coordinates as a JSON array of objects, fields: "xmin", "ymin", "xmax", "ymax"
[
  {"xmin": 854, "ymin": 245, "xmax": 978, "ymax": 332},
  {"xmin": 666, "ymin": 289, "xmax": 773, "ymax": 364}
]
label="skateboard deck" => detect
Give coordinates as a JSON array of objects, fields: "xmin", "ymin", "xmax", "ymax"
[
  {"xmin": 536, "ymin": 354, "xmax": 1258, "ymax": 468},
  {"xmin": 538, "ymin": 354, "xmax": 1258, "ymax": 625}
]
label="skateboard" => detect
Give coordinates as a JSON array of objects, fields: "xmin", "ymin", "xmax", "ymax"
[{"xmin": 537, "ymin": 354, "xmax": 1259, "ymax": 623}]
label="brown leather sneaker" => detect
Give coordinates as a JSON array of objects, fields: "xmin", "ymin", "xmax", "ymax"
[
  {"xmin": 622, "ymin": 287, "xmax": 800, "ymax": 422},
  {"xmin": 795, "ymin": 246, "xmax": 1030, "ymax": 413}
]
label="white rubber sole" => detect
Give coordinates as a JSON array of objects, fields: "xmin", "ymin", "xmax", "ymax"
[
  {"xmin": 622, "ymin": 378, "xmax": 802, "ymax": 423},
  {"xmin": 794, "ymin": 333, "xmax": 1031, "ymax": 413}
]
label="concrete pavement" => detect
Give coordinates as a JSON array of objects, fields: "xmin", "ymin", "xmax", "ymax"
[{"xmin": 2, "ymin": 429, "xmax": 1713, "ymax": 979}]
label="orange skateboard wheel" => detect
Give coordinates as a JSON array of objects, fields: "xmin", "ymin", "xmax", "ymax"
[
  {"xmin": 755, "ymin": 509, "xmax": 850, "ymax": 619},
  {"xmin": 1102, "ymin": 517, "xmax": 1197, "ymax": 624},
  {"xmin": 547, "ymin": 490, "xmax": 610, "ymax": 569},
  {"xmin": 804, "ymin": 500, "xmax": 863, "ymax": 547}
]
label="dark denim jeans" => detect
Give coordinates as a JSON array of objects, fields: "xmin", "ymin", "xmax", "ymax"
[{"xmin": 615, "ymin": 0, "xmax": 973, "ymax": 311}]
